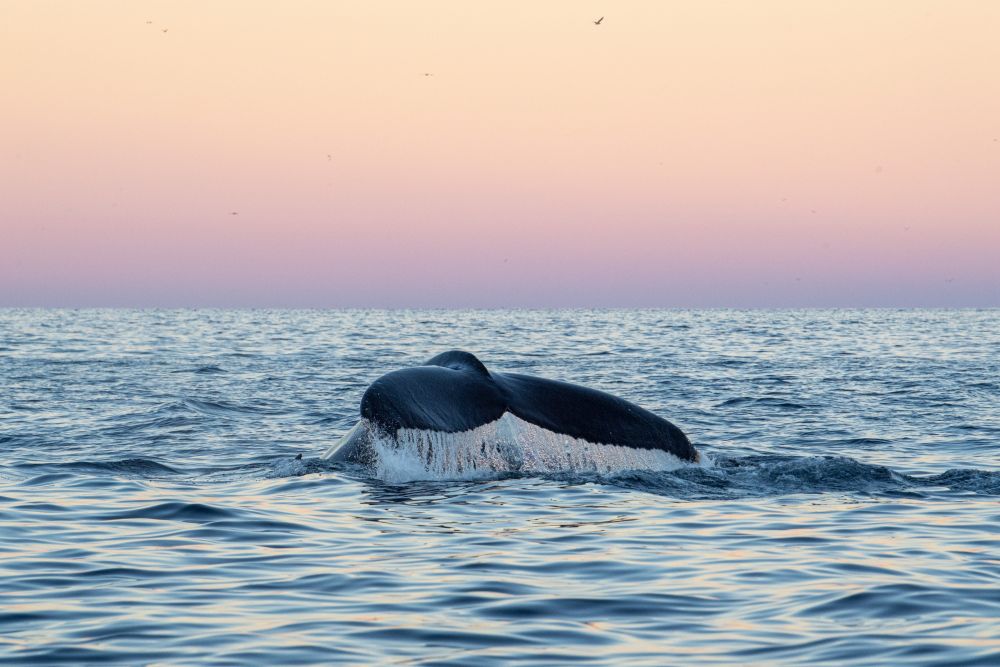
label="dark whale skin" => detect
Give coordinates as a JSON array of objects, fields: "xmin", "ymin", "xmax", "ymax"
[{"xmin": 355, "ymin": 350, "xmax": 698, "ymax": 462}]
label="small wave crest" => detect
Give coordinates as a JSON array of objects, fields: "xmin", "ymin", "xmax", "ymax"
[
  {"xmin": 99, "ymin": 501, "xmax": 238, "ymax": 522},
  {"xmin": 170, "ymin": 364, "xmax": 226, "ymax": 375},
  {"xmin": 181, "ymin": 398, "xmax": 287, "ymax": 419},
  {"xmin": 610, "ymin": 454, "xmax": 1000, "ymax": 499},
  {"xmin": 12, "ymin": 458, "xmax": 181, "ymax": 478},
  {"xmin": 717, "ymin": 396, "xmax": 810, "ymax": 410},
  {"xmin": 78, "ymin": 458, "xmax": 182, "ymax": 476}
]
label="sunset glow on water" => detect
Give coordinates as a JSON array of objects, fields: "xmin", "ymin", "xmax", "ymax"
[{"xmin": 1, "ymin": 310, "xmax": 998, "ymax": 663}]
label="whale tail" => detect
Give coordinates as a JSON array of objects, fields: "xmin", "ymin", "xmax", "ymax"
[{"xmin": 331, "ymin": 351, "xmax": 698, "ymax": 463}]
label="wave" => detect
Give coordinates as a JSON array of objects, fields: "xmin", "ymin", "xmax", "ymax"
[
  {"xmin": 171, "ymin": 364, "xmax": 227, "ymax": 375},
  {"xmin": 98, "ymin": 501, "xmax": 238, "ymax": 522},
  {"xmin": 6, "ymin": 451, "xmax": 997, "ymax": 501},
  {"xmin": 569, "ymin": 455, "xmax": 1000, "ymax": 499},
  {"xmin": 307, "ymin": 418, "xmax": 1000, "ymax": 497},
  {"xmin": 181, "ymin": 398, "xmax": 288, "ymax": 419},
  {"xmin": 11, "ymin": 458, "xmax": 181, "ymax": 477},
  {"xmin": 717, "ymin": 396, "xmax": 810, "ymax": 410}
]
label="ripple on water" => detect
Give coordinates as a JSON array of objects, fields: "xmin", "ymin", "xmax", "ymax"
[
  {"xmin": 98, "ymin": 501, "xmax": 240, "ymax": 522},
  {"xmin": 1, "ymin": 309, "xmax": 999, "ymax": 665}
]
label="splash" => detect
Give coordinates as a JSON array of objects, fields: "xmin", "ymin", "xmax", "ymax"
[{"xmin": 361, "ymin": 413, "xmax": 690, "ymax": 483}]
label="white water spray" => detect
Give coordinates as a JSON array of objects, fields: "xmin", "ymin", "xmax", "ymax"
[{"xmin": 342, "ymin": 413, "xmax": 692, "ymax": 483}]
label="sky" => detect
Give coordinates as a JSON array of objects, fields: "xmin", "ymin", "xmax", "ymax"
[{"xmin": 1, "ymin": 1, "xmax": 998, "ymax": 307}]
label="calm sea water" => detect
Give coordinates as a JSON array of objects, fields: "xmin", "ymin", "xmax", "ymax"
[{"xmin": 1, "ymin": 309, "xmax": 998, "ymax": 665}]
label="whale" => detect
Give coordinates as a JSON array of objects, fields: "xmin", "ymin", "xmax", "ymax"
[{"xmin": 322, "ymin": 351, "xmax": 699, "ymax": 471}]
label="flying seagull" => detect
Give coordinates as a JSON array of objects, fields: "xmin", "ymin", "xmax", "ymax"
[{"xmin": 594, "ymin": 16, "xmax": 604, "ymax": 25}]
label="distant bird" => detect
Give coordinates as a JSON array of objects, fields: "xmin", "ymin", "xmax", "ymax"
[
  {"xmin": 146, "ymin": 21, "xmax": 152, "ymax": 24},
  {"xmin": 423, "ymin": 72, "xmax": 433, "ymax": 77},
  {"xmin": 327, "ymin": 154, "xmax": 332, "ymax": 161},
  {"xmin": 230, "ymin": 212, "xmax": 238, "ymax": 216},
  {"xmin": 594, "ymin": 16, "xmax": 604, "ymax": 25},
  {"xmin": 162, "ymin": 28, "xmax": 168, "ymax": 33}
]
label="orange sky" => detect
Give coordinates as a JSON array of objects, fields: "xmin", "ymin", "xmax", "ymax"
[{"xmin": 2, "ymin": 1, "xmax": 998, "ymax": 306}]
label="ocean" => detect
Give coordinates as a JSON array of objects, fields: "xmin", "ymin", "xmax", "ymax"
[{"xmin": 1, "ymin": 309, "xmax": 998, "ymax": 665}]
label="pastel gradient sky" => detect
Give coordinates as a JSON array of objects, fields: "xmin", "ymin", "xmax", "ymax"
[{"xmin": 2, "ymin": 1, "xmax": 998, "ymax": 307}]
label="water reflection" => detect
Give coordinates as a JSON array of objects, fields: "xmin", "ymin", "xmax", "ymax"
[{"xmin": 1, "ymin": 309, "xmax": 999, "ymax": 664}]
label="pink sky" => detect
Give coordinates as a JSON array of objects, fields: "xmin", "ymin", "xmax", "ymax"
[{"xmin": 1, "ymin": 1, "xmax": 998, "ymax": 306}]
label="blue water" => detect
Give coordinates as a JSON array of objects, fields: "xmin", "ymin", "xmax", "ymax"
[{"xmin": 1, "ymin": 309, "xmax": 998, "ymax": 665}]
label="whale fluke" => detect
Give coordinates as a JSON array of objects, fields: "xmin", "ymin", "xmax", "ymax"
[{"xmin": 326, "ymin": 351, "xmax": 698, "ymax": 467}]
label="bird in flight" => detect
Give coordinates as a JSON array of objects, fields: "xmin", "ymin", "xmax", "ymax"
[
  {"xmin": 594, "ymin": 16, "xmax": 604, "ymax": 25},
  {"xmin": 162, "ymin": 28, "xmax": 168, "ymax": 33}
]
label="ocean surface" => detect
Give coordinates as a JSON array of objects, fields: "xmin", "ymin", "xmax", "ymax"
[{"xmin": 1, "ymin": 309, "xmax": 998, "ymax": 665}]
